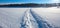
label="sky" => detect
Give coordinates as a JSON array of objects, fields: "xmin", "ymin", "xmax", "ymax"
[{"xmin": 0, "ymin": 0, "xmax": 60, "ymax": 4}]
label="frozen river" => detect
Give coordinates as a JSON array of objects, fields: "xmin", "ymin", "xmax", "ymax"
[{"xmin": 0, "ymin": 7, "xmax": 60, "ymax": 28}]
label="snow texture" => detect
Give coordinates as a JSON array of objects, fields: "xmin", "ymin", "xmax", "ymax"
[
  {"xmin": 20, "ymin": 9, "xmax": 54, "ymax": 28},
  {"xmin": 0, "ymin": 8, "xmax": 60, "ymax": 28}
]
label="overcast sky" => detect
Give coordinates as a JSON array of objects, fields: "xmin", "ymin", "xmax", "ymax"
[{"xmin": 0, "ymin": 0, "xmax": 60, "ymax": 4}]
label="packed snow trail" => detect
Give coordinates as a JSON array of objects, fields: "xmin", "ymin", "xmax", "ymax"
[
  {"xmin": 30, "ymin": 9, "xmax": 54, "ymax": 28},
  {"xmin": 20, "ymin": 9, "xmax": 38, "ymax": 28},
  {"xmin": 20, "ymin": 9, "xmax": 54, "ymax": 28}
]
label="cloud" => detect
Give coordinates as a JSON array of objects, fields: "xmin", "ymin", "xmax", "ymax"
[{"xmin": 51, "ymin": 0, "xmax": 60, "ymax": 3}]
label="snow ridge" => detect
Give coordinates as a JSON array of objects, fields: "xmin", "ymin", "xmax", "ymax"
[{"xmin": 20, "ymin": 9, "xmax": 54, "ymax": 28}]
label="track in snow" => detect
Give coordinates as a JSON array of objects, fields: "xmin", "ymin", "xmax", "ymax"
[{"xmin": 20, "ymin": 9, "xmax": 54, "ymax": 28}]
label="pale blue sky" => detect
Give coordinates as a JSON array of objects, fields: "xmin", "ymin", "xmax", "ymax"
[{"xmin": 0, "ymin": 0, "xmax": 60, "ymax": 4}]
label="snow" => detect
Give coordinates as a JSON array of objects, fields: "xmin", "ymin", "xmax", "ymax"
[
  {"xmin": 0, "ymin": 7, "xmax": 60, "ymax": 28},
  {"xmin": 31, "ymin": 7, "xmax": 60, "ymax": 28},
  {"xmin": 0, "ymin": 8, "xmax": 28, "ymax": 28}
]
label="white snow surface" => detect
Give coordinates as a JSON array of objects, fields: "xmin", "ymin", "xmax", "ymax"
[
  {"xmin": 0, "ymin": 7, "xmax": 60, "ymax": 28},
  {"xmin": 0, "ymin": 8, "xmax": 28, "ymax": 28}
]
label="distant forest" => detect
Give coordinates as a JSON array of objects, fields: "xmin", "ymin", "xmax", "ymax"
[{"xmin": 0, "ymin": 3, "xmax": 60, "ymax": 7}]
